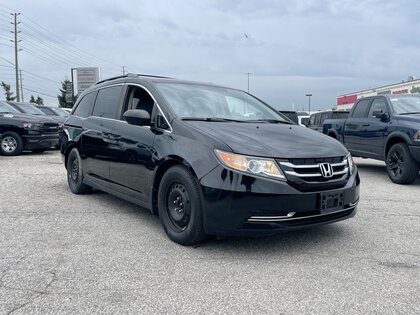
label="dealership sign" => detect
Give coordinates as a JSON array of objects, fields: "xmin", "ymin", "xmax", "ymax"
[{"xmin": 76, "ymin": 67, "xmax": 100, "ymax": 95}]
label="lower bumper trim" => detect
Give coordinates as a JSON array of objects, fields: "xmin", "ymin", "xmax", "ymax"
[{"xmin": 247, "ymin": 205, "xmax": 357, "ymax": 222}]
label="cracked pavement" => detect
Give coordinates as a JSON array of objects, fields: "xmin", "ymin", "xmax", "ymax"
[{"xmin": 0, "ymin": 152, "xmax": 419, "ymax": 314}]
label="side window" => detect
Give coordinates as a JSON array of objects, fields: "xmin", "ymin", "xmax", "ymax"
[
  {"xmin": 73, "ymin": 92, "xmax": 96, "ymax": 118},
  {"xmin": 314, "ymin": 114, "xmax": 321, "ymax": 126},
  {"xmin": 309, "ymin": 115, "xmax": 315, "ymax": 126},
  {"xmin": 368, "ymin": 99, "xmax": 388, "ymax": 117},
  {"xmin": 320, "ymin": 113, "xmax": 329, "ymax": 125},
  {"xmin": 123, "ymin": 86, "xmax": 155, "ymax": 118},
  {"xmin": 92, "ymin": 85, "xmax": 122, "ymax": 119},
  {"xmin": 156, "ymin": 110, "xmax": 170, "ymax": 130},
  {"xmin": 351, "ymin": 99, "xmax": 371, "ymax": 118}
]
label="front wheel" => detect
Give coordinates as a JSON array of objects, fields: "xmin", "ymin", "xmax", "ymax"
[
  {"xmin": 0, "ymin": 131, "xmax": 23, "ymax": 156},
  {"xmin": 158, "ymin": 165, "xmax": 206, "ymax": 245},
  {"xmin": 386, "ymin": 143, "xmax": 419, "ymax": 184},
  {"xmin": 66, "ymin": 148, "xmax": 92, "ymax": 194}
]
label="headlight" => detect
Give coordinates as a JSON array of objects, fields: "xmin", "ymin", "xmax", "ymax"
[
  {"xmin": 345, "ymin": 153, "xmax": 355, "ymax": 175},
  {"xmin": 23, "ymin": 122, "xmax": 41, "ymax": 130},
  {"xmin": 413, "ymin": 130, "xmax": 420, "ymax": 142},
  {"xmin": 215, "ymin": 149, "xmax": 285, "ymax": 179}
]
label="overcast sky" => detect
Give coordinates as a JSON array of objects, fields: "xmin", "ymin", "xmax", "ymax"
[{"xmin": 1, "ymin": 0, "xmax": 419, "ymax": 109}]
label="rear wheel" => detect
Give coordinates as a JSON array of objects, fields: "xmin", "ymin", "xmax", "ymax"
[
  {"xmin": 0, "ymin": 132, "xmax": 23, "ymax": 156},
  {"xmin": 386, "ymin": 143, "xmax": 419, "ymax": 184},
  {"xmin": 67, "ymin": 148, "xmax": 92, "ymax": 194},
  {"xmin": 158, "ymin": 165, "xmax": 206, "ymax": 245}
]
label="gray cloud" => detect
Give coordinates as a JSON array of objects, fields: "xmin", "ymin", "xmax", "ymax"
[{"xmin": 1, "ymin": 0, "xmax": 419, "ymax": 108}]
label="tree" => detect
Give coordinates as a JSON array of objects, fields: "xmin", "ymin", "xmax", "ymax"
[
  {"xmin": 58, "ymin": 79, "xmax": 73, "ymax": 108},
  {"xmin": 1, "ymin": 81, "xmax": 16, "ymax": 101},
  {"xmin": 29, "ymin": 95, "xmax": 44, "ymax": 105}
]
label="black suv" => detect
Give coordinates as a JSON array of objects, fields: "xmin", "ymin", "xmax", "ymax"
[
  {"xmin": 62, "ymin": 74, "xmax": 360, "ymax": 245},
  {"xmin": 0, "ymin": 101, "xmax": 59, "ymax": 155}
]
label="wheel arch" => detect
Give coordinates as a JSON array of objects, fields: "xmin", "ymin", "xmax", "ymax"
[
  {"xmin": 385, "ymin": 133, "xmax": 411, "ymax": 158},
  {"xmin": 150, "ymin": 155, "xmax": 198, "ymax": 215}
]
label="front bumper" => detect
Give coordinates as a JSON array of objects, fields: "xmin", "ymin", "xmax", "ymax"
[
  {"xmin": 22, "ymin": 133, "xmax": 59, "ymax": 150},
  {"xmin": 199, "ymin": 165, "xmax": 360, "ymax": 236}
]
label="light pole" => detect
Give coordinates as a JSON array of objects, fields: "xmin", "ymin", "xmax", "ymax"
[
  {"xmin": 246, "ymin": 72, "xmax": 251, "ymax": 92},
  {"xmin": 305, "ymin": 93, "xmax": 312, "ymax": 114}
]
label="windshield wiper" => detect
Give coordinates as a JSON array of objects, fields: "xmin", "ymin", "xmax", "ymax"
[
  {"xmin": 181, "ymin": 117, "xmax": 245, "ymax": 122},
  {"xmin": 399, "ymin": 112, "xmax": 420, "ymax": 115},
  {"xmin": 246, "ymin": 119, "xmax": 293, "ymax": 124}
]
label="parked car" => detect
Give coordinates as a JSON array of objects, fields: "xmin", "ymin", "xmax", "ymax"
[
  {"xmin": 62, "ymin": 74, "xmax": 359, "ymax": 245},
  {"xmin": 307, "ymin": 110, "xmax": 350, "ymax": 132},
  {"xmin": 35, "ymin": 105, "xmax": 70, "ymax": 118},
  {"xmin": 6, "ymin": 101, "xmax": 47, "ymax": 116},
  {"xmin": 323, "ymin": 94, "xmax": 420, "ymax": 184},
  {"xmin": 278, "ymin": 110, "xmax": 298, "ymax": 124},
  {"xmin": 298, "ymin": 115, "xmax": 310, "ymax": 126},
  {"xmin": 0, "ymin": 101, "xmax": 60, "ymax": 155}
]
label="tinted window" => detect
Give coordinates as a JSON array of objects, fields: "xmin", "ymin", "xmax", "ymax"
[
  {"xmin": 309, "ymin": 115, "xmax": 315, "ymax": 126},
  {"xmin": 314, "ymin": 114, "xmax": 321, "ymax": 126},
  {"xmin": 92, "ymin": 86, "xmax": 122, "ymax": 119},
  {"xmin": 352, "ymin": 99, "xmax": 370, "ymax": 118},
  {"xmin": 73, "ymin": 92, "xmax": 96, "ymax": 118},
  {"xmin": 368, "ymin": 99, "xmax": 388, "ymax": 117},
  {"xmin": 320, "ymin": 113, "xmax": 329, "ymax": 124}
]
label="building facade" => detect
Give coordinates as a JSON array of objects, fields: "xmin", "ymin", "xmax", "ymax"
[{"xmin": 337, "ymin": 78, "xmax": 420, "ymax": 110}]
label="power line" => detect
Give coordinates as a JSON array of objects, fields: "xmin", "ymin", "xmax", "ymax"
[{"xmin": 22, "ymin": 70, "xmax": 59, "ymax": 83}]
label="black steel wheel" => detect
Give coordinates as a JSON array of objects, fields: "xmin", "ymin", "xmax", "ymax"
[
  {"xmin": 0, "ymin": 131, "xmax": 23, "ymax": 156},
  {"xmin": 67, "ymin": 148, "xmax": 92, "ymax": 194},
  {"xmin": 158, "ymin": 165, "xmax": 206, "ymax": 245},
  {"xmin": 386, "ymin": 143, "xmax": 419, "ymax": 184}
]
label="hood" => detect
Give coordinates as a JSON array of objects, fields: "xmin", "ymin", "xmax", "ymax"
[
  {"xmin": 0, "ymin": 113, "xmax": 58, "ymax": 124},
  {"xmin": 394, "ymin": 113, "xmax": 420, "ymax": 126},
  {"xmin": 184, "ymin": 121, "xmax": 348, "ymax": 158}
]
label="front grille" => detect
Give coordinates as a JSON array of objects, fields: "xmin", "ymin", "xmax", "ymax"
[
  {"xmin": 277, "ymin": 156, "xmax": 349, "ymax": 192},
  {"xmin": 41, "ymin": 122, "xmax": 59, "ymax": 133}
]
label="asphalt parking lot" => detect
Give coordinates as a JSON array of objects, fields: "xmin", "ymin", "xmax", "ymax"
[{"xmin": 0, "ymin": 151, "xmax": 419, "ymax": 314}]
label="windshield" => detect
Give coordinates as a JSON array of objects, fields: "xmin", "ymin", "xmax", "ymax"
[
  {"xmin": 13, "ymin": 103, "xmax": 45, "ymax": 115},
  {"xmin": 0, "ymin": 102, "xmax": 20, "ymax": 114},
  {"xmin": 390, "ymin": 96, "xmax": 420, "ymax": 114},
  {"xmin": 156, "ymin": 83, "xmax": 288, "ymax": 122},
  {"xmin": 37, "ymin": 107, "xmax": 56, "ymax": 116},
  {"xmin": 51, "ymin": 107, "xmax": 70, "ymax": 117}
]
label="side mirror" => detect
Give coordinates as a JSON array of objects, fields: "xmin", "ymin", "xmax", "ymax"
[
  {"xmin": 123, "ymin": 109, "xmax": 151, "ymax": 126},
  {"xmin": 373, "ymin": 111, "xmax": 389, "ymax": 121}
]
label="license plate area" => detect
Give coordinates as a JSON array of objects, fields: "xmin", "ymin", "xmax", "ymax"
[{"xmin": 320, "ymin": 192, "xmax": 344, "ymax": 214}]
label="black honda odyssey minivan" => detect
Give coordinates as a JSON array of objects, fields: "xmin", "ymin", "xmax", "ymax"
[{"xmin": 62, "ymin": 74, "xmax": 360, "ymax": 245}]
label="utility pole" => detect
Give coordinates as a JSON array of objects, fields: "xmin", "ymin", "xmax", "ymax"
[
  {"xmin": 11, "ymin": 13, "xmax": 21, "ymax": 102},
  {"xmin": 19, "ymin": 69, "xmax": 23, "ymax": 102}
]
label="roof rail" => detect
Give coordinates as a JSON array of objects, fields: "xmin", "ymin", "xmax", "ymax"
[
  {"xmin": 95, "ymin": 75, "xmax": 128, "ymax": 85},
  {"xmin": 136, "ymin": 73, "xmax": 173, "ymax": 79},
  {"xmin": 95, "ymin": 73, "xmax": 173, "ymax": 85}
]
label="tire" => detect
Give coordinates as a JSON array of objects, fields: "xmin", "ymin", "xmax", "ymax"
[
  {"xmin": 386, "ymin": 143, "xmax": 419, "ymax": 184},
  {"xmin": 66, "ymin": 148, "xmax": 92, "ymax": 194},
  {"xmin": 158, "ymin": 165, "xmax": 206, "ymax": 245},
  {"xmin": 0, "ymin": 131, "xmax": 23, "ymax": 156},
  {"xmin": 32, "ymin": 148, "xmax": 47, "ymax": 153}
]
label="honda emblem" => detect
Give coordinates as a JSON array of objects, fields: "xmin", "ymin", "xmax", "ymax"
[{"xmin": 319, "ymin": 163, "xmax": 334, "ymax": 178}]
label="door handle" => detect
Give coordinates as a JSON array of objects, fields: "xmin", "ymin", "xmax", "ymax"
[{"xmin": 362, "ymin": 123, "xmax": 370, "ymax": 127}]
